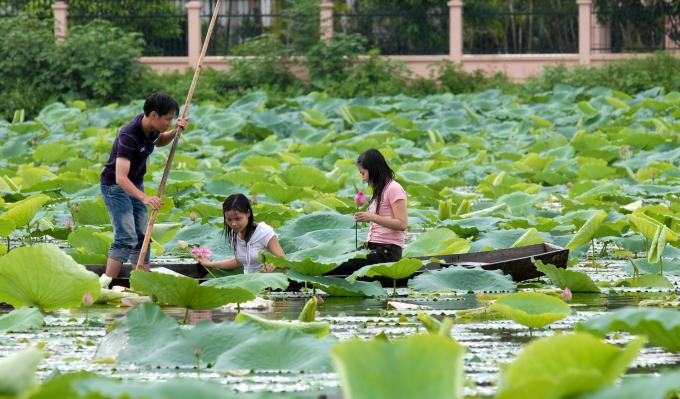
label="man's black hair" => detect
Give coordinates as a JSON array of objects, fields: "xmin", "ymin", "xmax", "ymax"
[{"xmin": 143, "ymin": 92, "xmax": 179, "ymax": 117}]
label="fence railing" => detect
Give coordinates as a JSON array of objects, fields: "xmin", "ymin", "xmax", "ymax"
[{"xmin": 5, "ymin": 0, "xmax": 680, "ymax": 74}]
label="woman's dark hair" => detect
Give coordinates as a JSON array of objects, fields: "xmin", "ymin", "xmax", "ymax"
[
  {"xmin": 143, "ymin": 92, "xmax": 179, "ymax": 117},
  {"xmin": 222, "ymin": 193, "xmax": 256, "ymax": 249},
  {"xmin": 357, "ymin": 148, "xmax": 394, "ymax": 212}
]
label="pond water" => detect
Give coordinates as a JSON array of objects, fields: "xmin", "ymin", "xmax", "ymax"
[{"xmin": 1, "ymin": 259, "xmax": 679, "ymax": 398}]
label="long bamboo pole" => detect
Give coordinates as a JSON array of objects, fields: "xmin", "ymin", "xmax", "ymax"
[{"xmin": 136, "ymin": 0, "xmax": 223, "ymax": 270}]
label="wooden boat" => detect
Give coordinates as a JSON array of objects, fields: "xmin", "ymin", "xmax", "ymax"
[{"xmin": 85, "ymin": 243, "xmax": 568, "ymax": 288}]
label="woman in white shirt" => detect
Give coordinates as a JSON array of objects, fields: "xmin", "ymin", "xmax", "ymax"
[{"xmin": 193, "ymin": 193, "xmax": 284, "ymax": 273}]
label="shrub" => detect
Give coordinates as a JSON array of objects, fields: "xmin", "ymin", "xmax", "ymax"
[
  {"xmin": 47, "ymin": 20, "xmax": 146, "ymax": 103},
  {"xmin": 307, "ymin": 33, "xmax": 367, "ymax": 90},
  {"xmin": 431, "ymin": 61, "xmax": 513, "ymax": 94},
  {"xmin": 330, "ymin": 50, "xmax": 413, "ymax": 97}
]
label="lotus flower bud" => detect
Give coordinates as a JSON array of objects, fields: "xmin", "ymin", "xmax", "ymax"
[
  {"xmin": 189, "ymin": 211, "xmax": 197, "ymax": 221},
  {"xmin": 82, "ymin": 291, "xmax": 93, "ymax": 306},
  {"xmin": 354, "ymin": 191, "xmax": 366, "ymax": 207},
  {"xmin": 565, "ymin": 181, "xmax": 573, "ymax": 189},
  {"xmin": 561, "ymin": 287, "xmax": 572, "ymax": 302},
  {"xmin": 177, "ymin": 240, "xmax": 188, "ymax": 250},
  {"xmin": 65, "ymin": 217, "xmax": 73, "ymax": 230}
]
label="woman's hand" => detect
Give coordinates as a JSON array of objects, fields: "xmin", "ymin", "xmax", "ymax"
[
  {"xmin": 262, "ymin": 263, "xmax": 277, "ymax": 273},
  {"xmin": 355, "ymin": 212, "xmax": 374, "ymax": 223},
  {"xmin": 193, "ymin": 254, "xmax": 211, "ymax": 268}
]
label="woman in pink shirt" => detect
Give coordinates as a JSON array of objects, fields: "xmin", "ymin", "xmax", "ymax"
[{"xmin": 331, "ymin": 148, "xmax": 408, "ymax": 275}]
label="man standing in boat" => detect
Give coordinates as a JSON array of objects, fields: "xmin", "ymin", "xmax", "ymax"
[{"xmin": 99, "ymin": 92, "xmax": 188, "ymax": 278}]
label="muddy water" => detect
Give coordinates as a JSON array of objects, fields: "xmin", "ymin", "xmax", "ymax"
[{"xmin": 1, "ymin": 259, "xmax": 679, "ymax": 397}]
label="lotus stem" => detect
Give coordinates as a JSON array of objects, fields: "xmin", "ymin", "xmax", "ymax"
[
  {"xmin": 659, "ymin": 257, "xmax": 664, "ymax": 276},
  {"xmin": 591, "ymin": 239, "xmax": 596, "ymax": 270},
  {"xmin": 183, "ymin": 308, "xmax": 190, "ymax": 324},
  {"xmin": 355, "ymin": 221, "xmax": 358, "ymax": 250},
  {"xmin": 393, "ymin": 279, "xmax": 397, "ymax": 296},
  {"xmin": 201, "ymin": 264, "xmax": 217, "ymax": 279}
]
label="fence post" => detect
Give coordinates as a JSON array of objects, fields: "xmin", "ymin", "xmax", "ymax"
[
  {"xmin": 187, "ymin": 1, "xmax": 203, "ymax": 67},
  {"xmin": 448, "ymin": 0, "xmax": 463, "ymax": 63},
  {"xmin": 577, "ymin": 0, "xmax": 592, "ymax": 65},
  {"xmin": 591, "ymin": 8, "xmax": 611, "ymax": 53},
  {"xmin": 51, "ymin": 1, "xmax": 68, "ymax": 42},
  {"xmin": 320, "ymin": 0, "xmax": 333, "ymax": 43}
]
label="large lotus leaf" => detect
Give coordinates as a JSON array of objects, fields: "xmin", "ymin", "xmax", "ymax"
[
  {"xmin": 33, "ymin": 142, "xmax": 70, "ymax": 164},
  {"xmin": 534, "ymin": 260, "xmax": 600, "ymax": 293},
  {"xmin": 283, "ymin": 227, "xmax": 359, "ymax": 256},
  {"xmin": 332, "ymin": 333, "xmax": 465, "ymax": 399},
  {"xmin": 277, "ymin": 211, "xmax": 355, "ymax": 238},
  {"xmin": 0, "ymin": 243, "xmax": 6, "ymax": 256},
  {"xmin": 0, "ymin": 244, "xmax": 100, "ymax": 311},
  {"xmin": 347, "ymin": 258, "xmax": 424, "ymax": 281},
  {"xmin": 201, "ymin": 272, "xmax": 289, "ymax": 294},
  {"xmin": 0, "ymin": 347, "xmax": 43, "ymax": 396},
  {"xmin": 287, "ymin": 269, "xmax": 387, "ymax": 297},
  {"xmin": 203, "ymin": 176, "xmax": 247, "ymax": 197},
  {"xmin": 408, "ymin": 266, "xmax": 516, "ymax": 293},
  {"xmin": 0, "ymin": 194, "xmax": 49, "ymax": 229},
  {"xmin": 67, "ymin": 226, "xmax": 112, "ymax": 255},
  {"xmin": 130, "ymin": 271, "xmax": 254, "ymax": 309},
  {"xmin": 73, "ymin": 198, "xmax": 110, "ymax": 226},
  {"xmin": 577, "ymin": 307, "xmax": 680, "ymax": 352},
  {"xmin": 235, "ymin": 311, "xmax": 330, "ymax": 337},
  {"xmin": 27, "ymin": 372, "xmax": 255, "ymax": 399},
  {"xmin": 566, "ymin": 211, "xmax": 607, "ymax": 250},
  {"xmin": 96, "ymin": 303, "xmax": 262, "ymax": 366},
  {"xmin": 279, "ymin": 164, "xmax": 331, "ymax": 191},
  {"xmin": 0, "ymin": 307, "xmax": 44, "ymax": 332},
  {"xmin": 402, "ymin": 228, "xmax": 470, "ymax": 257},
  {"xmin": 150, "ymin": 223, "xmax": 183, "ymax": 244},
  {"xmin": 489, "ymin": 292, "xmax": 571, "ymax": 329},
  {"xmin": 628, "ymin": 211, "xmax": 677, "ymax": 242},
  {"xmin": 577, "ymin": 369, "xmax": 680, "ymax": 399},
  {"xmin": 469, "ymin": 228, "xmax": 527, "ymax": 252},
  {"xmin": 511, "ymin": 228, "xmax": 545, "ymax": 247},
  {"xmin": 623, "ymin": 258, "xmax": 680, "ymax": 275},
  {"xmin": 214, "ymin": 328, "xmax": 337, "ymax": 372},
  {"xmin": 496, "ymin": 333, "xmax": 645, "ymax": 399},
  {"xmin": 615, "ymin": 274, "xmax": 673, "ymax": 288},
  {"xmin": 250, "ymin": 182, "xmax": 305, "ymax": 204},
  {"xmin": 0, "ymin": 219, "xmax": 15, "ymax": 237},
  {"xmin": 263, "ymin": 253, "xmax": 341, "ymax": 275}
]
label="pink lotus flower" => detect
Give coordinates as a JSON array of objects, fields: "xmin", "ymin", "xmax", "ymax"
[
  {"xmin": 189, "ymin": 211, "xmax": 198, "ymax": 222},
  {"xmin": 354, "ymin": 191, "xmax": 366, "ymax": 207},
  {"xmin": 191, "ymin": 246, "xmax": 212, "ymax": 259},
  {"xmin": 82, "ymin": 291, "xmax": 93, "ymax": 306},
  {"xmin": 561, "ymin": 287, "xmax": 572, "ymax": 302},
  {"xmin": 65, "ymin": 217, "xmax": 73, "ymax": 230}
]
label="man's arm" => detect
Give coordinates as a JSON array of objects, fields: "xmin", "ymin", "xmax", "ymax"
[
  {"xmin": 156, "ymin": 117, "xmax": 189, "ymax": 147},
  {"xmin": 115, "ymin": 157, "xmax": 162, "ymax": 210}
]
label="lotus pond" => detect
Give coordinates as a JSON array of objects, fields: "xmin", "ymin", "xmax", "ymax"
[{"xmin": 1, "ymin": 87, "xmax": 680, "ymax": 398}]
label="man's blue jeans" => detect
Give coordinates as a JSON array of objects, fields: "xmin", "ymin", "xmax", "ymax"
[{"xmin": 101, "ymin": 183, "xmax": 150, "ymax": 264}]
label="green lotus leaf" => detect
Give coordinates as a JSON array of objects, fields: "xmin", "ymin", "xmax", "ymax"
[
  {"xmin": 623, "ymin": 258, "xmax": 680, "ymax": 275},
  {"xmin": 0, "ymin": 243, "xmax": 6, "ymax": 256},
  {"xmin": 278, "ymin": 211, "xmax": 354, "ymax": 238},
  {"xmin": 286, "ymin": 269, "xmax": 387, "ymax": 297},
  {"xmin": 402, "ymin": 228, "xmax": 470, "ymax": 257},
  {"xmin": 263, "ymin": 253, "xmax": 341, "ymax": 275},
  {"xmin": 534, "ymin": 260, "xmax": 600, "ymax": 293},
  {"xmin": 96, "ymin": 303, "xmax": 261, "ymax": 366},
  {"xmin": 577, "ymin": 307, "xmax": 680, "ymax": 352},
  {"xmin": 130, "ymin": 271, "xmax": 254, "ymax": 310},
  {"xmin": 0, "ymin": 347, "xmax": 43, "ymax": 396},
  {"xmin": 0, "ymin": 219, "xmax": 14, "ymax": 237},
  {"xmin": 511, "ymin": 228, "xmax": 545, "ymax": 248},
  {"xmin": 615, "ymin": 273, "xmax": 673, "ymax": 288},
  {"xmin": 348, "ymin": 258, "xmax": 424, "ymax": 282},
  {"xmin": 72, "ymin": 198, "xmax": 110, "ymax": 226},
  {"xmin": 150, "ymin": 223, "xmax": 183, "ymax": 244},
  {"xmin": 408, "ymin": 266, "xmax": 516, "ymax": 293},
  {"xmin": 628, "ymin": 210, "xmax": 677, "ymax": 242},
  {"xmin": 0, "ymin": 194, "xmax": 49, "ymax": 230},
  {"xmin": 279, "ymin": 164, "xmax": 331, "ymax": 191},
  {"xmin": 647, "ymin": 224, "xmax": 667, "ymax": 264},
  {"xmin": 201, "ymin": 272, "xmax": 289, "ymax": 294},
  {"xmin": 33, "ymin": 142, "xmax": 70, "ymax": 164},
  {"xmin": 235, "ymin": 311, "xmax": 330, "ymax": 337},
  {"xmin": 332, "ymin": 333, "xmax": 465, "ymax": 399},
  {"xmin": 0, "ymin": 244, "xmax": 100, "ymax": 311},
  {"xmin": 577, "ymin": 369, "xmax": 680, "ymax": 399},
  {"xmin": 566, "ymin": 211, "xmax": 607, "ymax": 250},
  {"xmin": 250, "ymin": 182, "xmax": 303, "ymax": 204},
  {"xmin": 469, "ymin": 228, "xmax": 527, "ymax": 252},
  {"xmin": 489, "ymin": 292, "xmax": 571, "ymax": 329},
  {"xmin": 496, "ymin": 333, "xmax": 645, "ymax": 399},
  {"xmin": 67, "ymin": 226, "xmax": 112, "ymax": 255},
  {"xmin": 302, "ymin": 109, "xmax": 332, "ymax": 127},
  {"xmin": 0, "ymin": 307, "xmax": 43, "ymax": 332},
  {"xmin": 26, "ymin": 371, "xmax": 258, "ymax": 399},
  {"xmin": 214, "ymin": 327, "xmax": 337, "ymax": 371}
]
